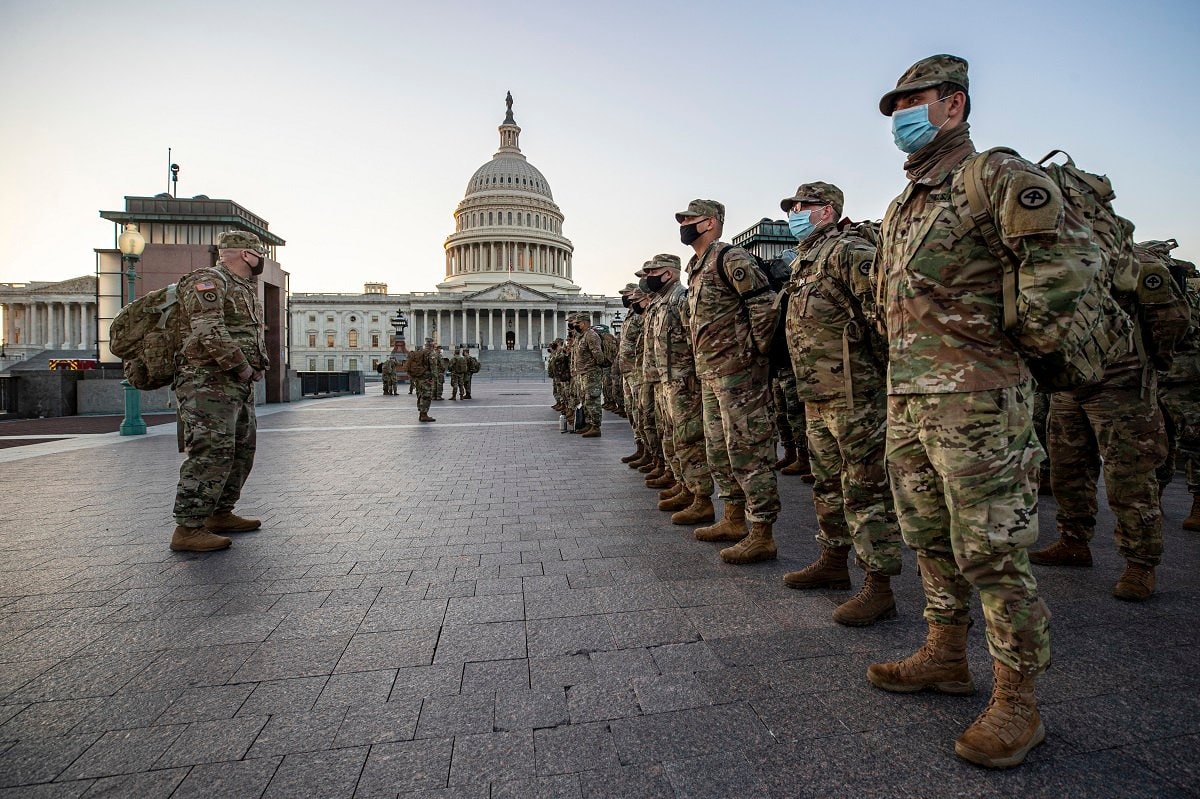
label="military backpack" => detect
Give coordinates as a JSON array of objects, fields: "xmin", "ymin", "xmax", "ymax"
[
  {"xmin": 958, "ymin": 148, "xmax": 1136, "ymax": 392},
  {"xmin": 403, "ymin": 349, "xmax": 429, "ymax": 378},
  {"xmin": 108, "ymin": 268, "xmax": 227, "ymax": 391},
  {"xmin": 1132, "ymin": 239, "xmax": 1193, "ymax": 373},
  {"xmin": 591, "ymin": 324, "xmax": 618, "ymax": 369}
]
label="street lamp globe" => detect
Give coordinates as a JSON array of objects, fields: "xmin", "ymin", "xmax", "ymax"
[{"xmin": 118, "ymin": 223, "xmax": 146, "ymax": 258}]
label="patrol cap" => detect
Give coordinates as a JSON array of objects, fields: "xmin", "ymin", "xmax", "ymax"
[
  {"xmin": 647, "ymin": 253, "xmax": 682, "ymax": 272},
  {"xmin": 424, "ymin": 337, "xmax": 434, "ymax": 344},
  {"xmin": 619, "ymin": 282, "xmax": 638, "ymax": 294},
  {"xmin": 779, "ymin": 181, "xmax": 844, "ymax": 217},
  {"xmin": 635, "ymin": 260, "xmax": 653, "ymax": 278},
  {"xmin": 879, "ymin": 54, "xmax": 969, "ymax": 116},
  {"xmin": 674, "ymin": 199, "xmax": 725, "ymax": 224},
  {"xmin": 215, "ymin": 230, "xmax": 269, "ymax": 255}
]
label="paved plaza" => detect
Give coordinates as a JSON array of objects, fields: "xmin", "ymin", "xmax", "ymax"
[{"xmin": 0, "ymin": 379, "xmax": 1197, "ymax": 798}]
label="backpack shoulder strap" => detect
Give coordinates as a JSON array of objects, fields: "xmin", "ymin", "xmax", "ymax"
[{"xmin": 960, "ymin": 147, "xmax": 1021, "ymax": 331}]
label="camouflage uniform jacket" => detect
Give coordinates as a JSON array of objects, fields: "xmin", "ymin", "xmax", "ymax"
[
  {"xmin": 570, "ymin": 328, "xmax": 605, "ymax": 374},
  {"xmin": 178, "ymin": 264, "xmax": 267, "ymax": 372},
  {"xmin": 647, "ymin": 282, "xmax": 696, "ymax": 382},
  {"xmin": 641, "ymin": 295, "xmax": 666, "ymax": 384},
  {"xmin": 686, "ymin": 241, "xmax": 777, "ymax": 379},
  {"xmin": 879, "ymin": 126, "xmax": 1091, "ymax": 394},
  {"xmin": 1161, "ymin": 275, "xmax": 1200, "ymax": 384},
  {"xmin": 449, "ymin": 355, "xmax": 468, "ymax": 376},
  {"xmin": 381, "ymin": 359, "xmax": 396, "ymax": 378},
  {"xmin": 786, "ymin": 223, "xmax": 884, "ymax": 404},
  {"xmin": 617, "ymin": 311, "xmax": 644, "ymax": 377}
]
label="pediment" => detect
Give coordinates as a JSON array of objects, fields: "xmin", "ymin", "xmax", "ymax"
[{"xmin": 464, "ymin": 281, "xmax": 553, "ymax": 303}]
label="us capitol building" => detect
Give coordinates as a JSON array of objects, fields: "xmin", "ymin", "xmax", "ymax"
[{"xmin": 289, "ymin": 94, "xmax": 621, "ymax": 373}]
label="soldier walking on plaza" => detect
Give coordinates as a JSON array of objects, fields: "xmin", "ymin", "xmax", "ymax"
[
  {"xmin": 449, "ymin": 348, "xmax": 468, "ymax": 400},
  {"xmin": 170, "ymin": 230, "xmax": 269, "ymax": 553},
  {"xmin": 569, "ymin": 313, "xmax": 605, "ymax": 437},
  {"xmin": 868, "ymin": 55, "xmax": 1058, "ymax": 768},
  {"xmin": 676, "ymin": 199, "xmax": 781, "ymax": 564},
  {"xmin": 407, "ymin": 337, "xmax": 438, "ymax": 423},
  {"xmin": 643, "ymin": 253, "xmax": 715, "ymax": 526},
  {"xmin": 463, "ymin": 349, "xmax": 480, "ymax": 399},
  {"xmin": 777, "ymin": 181, "xmax": 903, "ymax": 626}
]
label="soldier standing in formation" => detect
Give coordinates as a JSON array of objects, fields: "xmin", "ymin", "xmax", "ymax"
[
  {"xmin": 868, "ymin": 55, "xmax": 1058, "ymax": 768},
  {"xmin": 677, "ymin": 200, "xmax": 781, "ymax": 565},
  {"xmin": 463, "ymin": 349, "xmax": 479, "ymax": 399},
  {"xmin": 617, "ymin": 284, "xmax": 645, "ymax": 462},
  {"xmin": 410, "ymin": 337, "xmax": 438, "ymax": 423},
  {"xmin": 569, "ymin": 313, "xmax": 605, "ymax": 438},
  {"xmin": 170, "ymin": 230, "xmax": 269, "ymax": 553},
  {"xmin": 449, "ymin": 348, "xmax": 468, "ymax": 401},
  {"xmin": 643, "ymin": 254, "xmax": 716, "ymax": 526},
  {"xmin": 777, "ymin": 181, "xmax": 904, "ymax": 626},
  {"xmin": 433, "ymin": 347, "xmax": 448, "ymax": 401},
  {"xmin": 1155, "ymin": 245, "xmax": 1200, "ymax": 529}
]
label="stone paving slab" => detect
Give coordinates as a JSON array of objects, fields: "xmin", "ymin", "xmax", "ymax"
[{"xmin": 0, "ymin": 379, "xmax": 1197, "ymax": 798}]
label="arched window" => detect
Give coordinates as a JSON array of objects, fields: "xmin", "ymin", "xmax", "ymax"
[
  {"xmin": 348, "ymin": 329, "xmax": 359, "ymax": 348},
  {"xmin": 489, "ymin": 212, "xmax": 494, "ymax": 225},
  {"xmin": 526, "ymin": 213, "xmax": 532, "ymax": 225},
  {"xmin": 507, "ymin": 212, "xmax": 513, "ymax": 225}
]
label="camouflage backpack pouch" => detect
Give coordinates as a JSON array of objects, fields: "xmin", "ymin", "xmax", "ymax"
[{"xmin": 108, "ymin": 284, "xmax": 183, "ymax": 391}]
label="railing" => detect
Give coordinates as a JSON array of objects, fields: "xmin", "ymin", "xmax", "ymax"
[
  {"xmin": 0, "ymin": 374, "xmax": 17, "ymax": 415},
  {"xmin": 297, "ymin": 371, "xmax": 362, "ymax": 397}
]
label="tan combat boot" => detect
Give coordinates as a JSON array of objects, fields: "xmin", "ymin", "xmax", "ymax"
[
  {"xmin": 637, "ymin": 457, "xmax": 659, "ymax": 474},
  {"xmin": 646, "ymin": 471, "xmax": 675, "ymax": 489},
  {"xmin": 832, "ymin": 571, "xmax": 897, "ymax": 627},
  {"xmin": 659, "ymin": 482, "xmax": 685, "ymax": 501},
  {"xmin": 720, "ymin": 522, "xmax": 777, "ymax": 564},
  {"xmin": 581, "ymin": 427, "xmax": 602, "ymax": 438},
  {"xmin": 170, "ymin": 525, "xmax": 232, "ymax": 553},
  {"xmin": 629, "ymin": 451, "xmax": 652, "ymax": 470},
  {"xmin": 783, "ymin": 545, "xmax": 851, "ymax": 590},
  {"xmin": 672, "ymin": 495, "xmax": 716, "ymax": 526},
  {"xmin": 867, "ymin": 621, "xmax": 975, "ymax": 695},
  {"xmin": 205, "ymin": 511, "xmax": 261, "ymax": 533},
  {"xmin": 1113, "ymin": 562, "xmax": 1156, "ymax": 601},
  {"xmin": 773, "ymin": 445, "xmax": 797, "ymax": 471},
  {"xmin": 1183, "ymin": 495, "xmax": 1200, "ymax": 531},
  {"xmin": 781, "ymin": 450, "xmax": 815, "ymax": 483},
  {"xmin": 954, "ymin": 660, "xmax": 1045, "ymax": 768},
  {"xmin": 622, "ymin": 442, "xmax": 646, "ymax": 464},
  {"xmin": 419, "ymin": 412, "xmax": 436, "ymax": 422},
  {"xmin": 659, "ymin": 489, "xmax": 694, "ymax": 512},
  {"xmin": 1028, "ymin": 534, "xmax": 1092, "ymax": 567},
  {"xmin": 695, "ymin": 501, "xmax": 747, "ymax": 542},
  {"xmin": 644, "ymin": 460, "xmax": 667, "ymax": 480}
]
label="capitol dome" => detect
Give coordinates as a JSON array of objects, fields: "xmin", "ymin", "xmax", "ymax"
[{"xmin": 439, "ymin": 94, "xmax": 578, "ymax": 294}]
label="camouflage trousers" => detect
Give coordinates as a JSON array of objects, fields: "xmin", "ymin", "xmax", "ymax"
[
  {"xmin": 552, "ymin": 378, "xmax": 566, "ymax": 409},
  {"xmin": 434, "ymin": 373, "xmax": 445, "ymax": 399},
  {"xmin": 450, "ymin": 374, "xmax": 464, "ymax": 397},
  {"xmin": 382, "ymin": 376, "xmax": 396, "ymax": 395},
  {"xmin": 622, "ymin": 374, "xmax": 641, "ymax": 440},
  {"xmin": 415, "ymin": 375, "xmax": 434, "ymax": 414},
  {"xmin": 463, "ymin": 373, "xmax": 473, "ymax": 396},
  {"xmin": 638, "ymin": 380, "xmax": 662, "ymax": 458},
  {"xmin": 806, "ymin": 392, "xmax": 902, "ymax": 575},
  {"xmin": 1050, "ymin": 382, "xmax": 1167, "ymax": 566},
  {"xmin": 1032, "ymin": 389, "xmax": 1052, "ymax": 481},
  {"xmin": 701, "ymin": 366, "xmax": 780, "ymax": 524},
  {"xmin": 887, "ymin": 384, "xmax": 1050, "ymax": 676},
  {"xmin": 1157, "ymin": 381, "xmax": 1200, "ymax": 494},
  {"xmin": 173, "ymin": 368, "xmax": 257, "ymax": 525},
  {"xmin": 772, "ymin": 370, "xmax": 808, "ymax": 454},
  {"xmin": 663, "ymin": 376, "xmax": 713, "ymax": 497},
  {"xmin": 576, "ymin": 369, "xmax": 603, "ymax": 429}
]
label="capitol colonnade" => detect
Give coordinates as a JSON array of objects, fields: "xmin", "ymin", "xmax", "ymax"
[{"xmin": 0, "ymin": 277, "xmax": 100, "ymax": 363}]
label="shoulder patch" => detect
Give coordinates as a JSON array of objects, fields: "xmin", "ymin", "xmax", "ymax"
[
  {"xmin": 195, "ymin": 281, "xmax": 217, "ymax": 291},
  {"xmin": 1000, "ymin": 170, "xmax": 1062, "ymax": 238},
  {"xmin": 1138, "ymin": 262, "xmax": 1173, "ymax": 304}
]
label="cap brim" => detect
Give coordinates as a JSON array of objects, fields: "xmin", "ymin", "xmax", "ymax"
[
  {"xmin": 780, "ymin": 195, "xmax": 824, "ymax": 213},
  {"xmin": 634, "ymin": 269, "xmax": 647, "ymax": 278},
  {"xmin": 674, "ymin": 210, "xmax": 710, "ymax": 223},
  {"xmin": 879, "ymin": 79, "xmax": 943, "ymax": 115}
]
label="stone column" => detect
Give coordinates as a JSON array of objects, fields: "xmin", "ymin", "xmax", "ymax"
[
  {"xmin": 540, "ymin": 309, "xmax": 546, "ymax": 348},
  {"xmin": 474, "ymin": 308, "xmax": 480, "ymax": 346},
  {"xmin": 45, "ymin": 302, "xmax": 55, "ymax": 348}
]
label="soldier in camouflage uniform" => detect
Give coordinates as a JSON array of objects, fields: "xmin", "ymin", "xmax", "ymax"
[
  {"xmin": 380, "ymin": 356, "xmax": 397, "ymax": 396},
  {"xmin": 640, "ymin": 270, "xmax": 676, "ymax": 493},
  {"xmin": 676, "ymin": 199, "xmax": 781, "ymax": 564},
  {"xmin": 449, "ymin": 348, "xmax": 467, "ymax": 400},
  {"xmin": 644, "ymin": 254, "xmax": 716, "ymax": 525},
  {"xmin": 868, "ymin": 56, "xmax": 1061, "ymax": 768},
  {"xmin": 772, "ymin": 367, "xmax": 813, "ymax": 479},
  {"xmin": 778, "ymin": 181, "xmax": 904, "ymax": 627},
  {"xmin": 1033, "ymin": 238, "xmax": 1189, "ymax": 597},
  {"xmin": 619, "ymin": 286, "xmax": 650, "ymax": 467},
  {"xmin": 433, "ymin": 347, "xmax": 447, "ymax": 400},
  {"xmin": 170, "ymin": 230, "xmax": 269, "ymax": 553},
  {"xmin": 631, "ymin": 272, "xmax": 664, "ymax": 472},
  {"xmin": 463, "ymin": 349, "xmax": 479, "ymax": 399},
  {"xmin": 1155, "ymin": 246, "xmax": 1200, "ymax": 529},
  {"xmin": 548, "ymin": 339, "xmax": 566, "ymax": 412},
  {"xmin": 569, "ymin": 313, "xmax": 605, "ymax": 437},
  {"xmin": 411, "ymin": 337, "xmax": 438, "ymax": 423}
]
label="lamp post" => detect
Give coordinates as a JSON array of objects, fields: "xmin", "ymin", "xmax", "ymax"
[
  {"xmin": 390, "ymin": 309, "xmax": 408, "ymax": 351},
  {"xmin": 118, "ymin": 223, "xmax": 147, "ymax": 435},
  {"xmin": 610, "ymin": 311, "xmax": 623, "ymax": 337}
]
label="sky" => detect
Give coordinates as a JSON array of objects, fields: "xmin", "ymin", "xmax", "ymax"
[{"xmin": 2, "ymin": 0, "xmax": 1198, "ymax": 299}]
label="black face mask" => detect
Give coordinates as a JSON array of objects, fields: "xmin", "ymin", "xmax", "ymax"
[
  {"xmin": 679, "ymin": 222, "xmax": 703, "ymax": 246},
  {"xmin": 645, "ymin": 274, "xmax": 665, "ymax": 292},
  {"xmin": 621, "ymin": 296, "xmax": 631, "ymax": 309},
  {"xmin": 247, "ymin": 252, "xmax": 265, "ymax": 276}
]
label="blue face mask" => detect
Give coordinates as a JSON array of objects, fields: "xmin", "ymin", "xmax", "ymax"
[
  {"xmin": 891, "ymin": 98, "xmax": 947, "ymax": 154},
  {"xmin": 788, "ymin": 209, "xmax": 820, "ymax": 240}
]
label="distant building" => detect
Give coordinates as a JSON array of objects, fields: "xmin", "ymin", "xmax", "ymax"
[
  {"xmin": 289, "ymin": 94, "xmax": 620, "ymax": 370},
  {"xmin": 0, "ymin": 277, "xmax": 98, "ymax": 371},
  {"xmin": 732, "ymin": 218, "xmax": 796, "ymax": 262}
]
